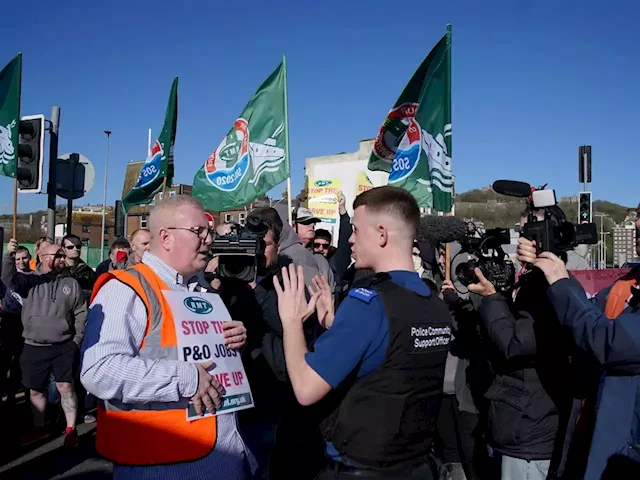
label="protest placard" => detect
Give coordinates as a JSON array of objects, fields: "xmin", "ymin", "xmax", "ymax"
[
  {"xmin": 162, "ymin": 291, "xmax": 254, "ymax": 421},
  {"xmin": 306, "ymin": 177, "xmax": 341, "ymax": 223},
  {"xmin": 355, "ymin": 171, "xmax": 374, "ymax": 197}
]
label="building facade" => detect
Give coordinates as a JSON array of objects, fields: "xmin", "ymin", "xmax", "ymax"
[
  {"xmin": 54, "ymin": 206, "xmax": 115, "ymax": 248},
  {"xmin": 612, "ymin": 223, "xmax": 639, "ymax": 266}
]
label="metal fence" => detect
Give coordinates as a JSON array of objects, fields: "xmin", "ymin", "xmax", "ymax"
[{"xmin": 2, "ymin": 243, "xmax": 108, "ymax": 269}]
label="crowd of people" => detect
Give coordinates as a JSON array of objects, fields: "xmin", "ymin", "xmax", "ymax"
[
  {"xmin": 0, "ymin": 229, "xmax": 151, "ymax": 448},
  {"xmin": 0, "ymin": 188, "xmax": 639, "ymax": 480}
]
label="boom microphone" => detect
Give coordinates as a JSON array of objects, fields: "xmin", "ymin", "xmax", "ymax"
[
  {"xmin": 417, "ymin": 215, "xmax": 467, "ymax": 245},
  {"xmin": 492, "ymin": 180, "xmax": 532, "ymax": 198}
]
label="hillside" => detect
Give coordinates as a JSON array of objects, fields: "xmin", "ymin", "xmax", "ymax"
[
  {"xmin": 455, "ymin": 189, "xmax": 634, "ymax": 228},
  {"xmin": 455, "ymin": 189, "xmax": 637, "ymax": 264}
]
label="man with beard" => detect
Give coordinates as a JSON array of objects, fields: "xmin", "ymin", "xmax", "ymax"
[{"xmin": 2, "ymin": 240, "xmax": 87, "ymax": 447}]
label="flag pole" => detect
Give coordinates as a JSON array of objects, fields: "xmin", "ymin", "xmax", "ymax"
[
  {"xmin": 444, "ymin": 24, "xmax": 453, "ymax": 281},
  {"xmin": 12, "ymin": 179, "xmax": 17, "ymax": 238},
  {"xmin": 283, "ymin": 54, "xmax": 293, "ymax": 226}
]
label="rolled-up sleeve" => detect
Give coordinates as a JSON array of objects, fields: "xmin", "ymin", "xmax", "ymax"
[{"xmin": 80, "ymin": 280, "xmax": 199, "ymax": 404}]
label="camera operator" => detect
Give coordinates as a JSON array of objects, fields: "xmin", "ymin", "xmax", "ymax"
[
  {"xmin": 273, "ymin": 186, "xmax": 451, "ymax": 480},
  {"xmin": 466, "ymin": 207, "xmax": 582, "ymax": 480},
  {"xmin": 217, "ymin": 207, "xmax": 326, "ymax": 479},
  {"xmin": 517, "ymin": 237, "xmax": 640, "ymax": 479}
]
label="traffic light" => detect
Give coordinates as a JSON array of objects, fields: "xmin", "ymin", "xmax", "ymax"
[
  {"xmin": 578, "ymin": 191, "xmax": 592, "ymax": 224},
  {"xmin": 17, "ymin": 114, "xmax": 45, "ymax": 193}
]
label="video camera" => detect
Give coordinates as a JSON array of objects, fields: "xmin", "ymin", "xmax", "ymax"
[
  {"xmin": 493, "ymin": 180, "xmax": 598, "ymax": 255},
  {"xmin": 454, "ymin": 223, "xmax": 517, "ymax": 292},
  {"xmin": 209, "ymin": 217, "xmax": 268, "ymax": 283}
]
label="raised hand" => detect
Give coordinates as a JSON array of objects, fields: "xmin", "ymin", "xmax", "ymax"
[
  {"xmin": 309, "ymin": 275, "xmax": 335, "ymax": 328},
  {"xmin": 273, "ymin": 264, "xmax": 320, "ymax": 326}
]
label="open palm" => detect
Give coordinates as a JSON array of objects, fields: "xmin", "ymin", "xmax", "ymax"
[
  {"xmin": 273, "ymin": 264, "xmax": 320, "ymax": 325},
  {"xmin": 310, "ymin": 275, "xmax": 334, "ymax": 328}
]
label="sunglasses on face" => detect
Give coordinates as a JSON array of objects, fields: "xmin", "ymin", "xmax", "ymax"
[
  {"xmin": 64, "ymin": 244, "xmax": 81, "ymax": 250},
  {"xmin": 313, "ymin": 242, "xmax": 329, "ymax": 250}
]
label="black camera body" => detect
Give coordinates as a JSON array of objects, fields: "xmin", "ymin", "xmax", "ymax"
[
  {"xmin": 492, "ymin": 179, "xmax": 598, "ymax": 255},
  {"xmin": 209, "ymin": 217, "xmax": 268, "ymax": 283},
  {"xmin": 521, "ymin": 213, "xmax": 598, "ymax": 255},
  {"xmin": 455, "ymin": 226, "xmax": 517, "ymax": 292}
]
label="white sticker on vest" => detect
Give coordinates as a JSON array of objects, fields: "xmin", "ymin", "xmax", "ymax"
[
  {"xmin": 162, "ymin": 290, "xmax": 254, "ymax": 420},
  {"xmin": 410, "ymin": 325, "xmax": 451, "ymax": 350}
]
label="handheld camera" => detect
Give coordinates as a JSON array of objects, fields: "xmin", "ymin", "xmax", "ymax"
[
  {"xmin": 454, "ymin": 223, "xmax": 517, "ymax": 292},
  {"xmin": 492, "ymin": 180, "xmax": 598, "ymax": 255},
  {"xmin": 209, "ymin": 217, "xmax": 268, "ymax": 283}
]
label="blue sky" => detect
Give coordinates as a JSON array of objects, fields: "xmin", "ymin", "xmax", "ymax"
[{"xmin": 1, "ymin": 0, "xmax": 638, "ymax": 214}]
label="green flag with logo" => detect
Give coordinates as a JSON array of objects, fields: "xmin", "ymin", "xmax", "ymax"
[
  {"xmin": 192, "ymin": 58, "xmax": 289, "ymax": 211},
  {"xmin": 368, "ymin": 27, "xmax": 453, "ymax": 212},
  {"xmin": 0, "ymin": 54, "xmax": 22, "ymax": 179},
  {"xmin": 122, "ymin": 76, "xmax": 178, "ymax": 212}
]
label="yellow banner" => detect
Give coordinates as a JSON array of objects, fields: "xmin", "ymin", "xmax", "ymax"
[
  {"xmin": 355, "ymin": 171, "xmax": 374, "ymax": 197},
  {"xmin": 306, "ymin": 178, "xmax": 341, "ymax": 224}
]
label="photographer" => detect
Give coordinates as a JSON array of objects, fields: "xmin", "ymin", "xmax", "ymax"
[
  {"xmin": 517, "ymin": 237, "xmax": 640, "ymax": 479},
  {"xmin": 467, "ymin": 208, "xmax": 581, "ymax": 480}
]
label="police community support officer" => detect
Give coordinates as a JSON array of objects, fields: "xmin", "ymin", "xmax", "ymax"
[{"xmin": 273, "ymin": 186, "xmax": 452, "ymax": 480}]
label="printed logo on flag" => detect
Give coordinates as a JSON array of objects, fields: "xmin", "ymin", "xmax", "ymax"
[
  {"xmin": 389, "ymin": 119, "xmax": 421, "ymax": 183},
  {"xmin": 372, "ymin": 103, "xmax": 418, "ymax": 164},
  {"xmin": 0, "ymin": 120, "xmax": 16, "ymax": 165},
  {"xmin": 134, "ymin": 140, "xmax": 163, "ymax": 189},
  {"xmin": 205, "ymin": 119, "xmax": 251, "ymax": 192}
]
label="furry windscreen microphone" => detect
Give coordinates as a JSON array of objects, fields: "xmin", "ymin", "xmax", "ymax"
[
  {"xmin": 492, "ymin": 180, "xmax": 532, "ymax": 198},
  {"xmin": 417, "ymin": 215, "xmax": 467, "ymax": 245}
]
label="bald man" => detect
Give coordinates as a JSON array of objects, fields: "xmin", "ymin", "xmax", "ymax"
[
  {"xmin": 129, "ymin": 228, "xmax": 151, "ymax": 265},
  {"xmin": 2, "ymin": 239, "xmax": 86, "ymax": 447},
  {"xmin": 81, "ymin": 196, "xmax": 254, "ymax": 479}
]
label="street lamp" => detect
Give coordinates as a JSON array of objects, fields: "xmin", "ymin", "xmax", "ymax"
[{"xmin": 100, "ymin": 130, "xmax": 112, "ymax": 263}]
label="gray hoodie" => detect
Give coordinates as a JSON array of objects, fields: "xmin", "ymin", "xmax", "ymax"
[
  {"xmin": 2, "ymin": 253, "xmax": 87, "ymax": 346},
  {"xmin": 276, "ymin": 209, "xmax": 335, "ymax": 290}
]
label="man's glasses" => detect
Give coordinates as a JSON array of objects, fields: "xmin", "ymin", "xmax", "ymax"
[
  {"xmin": 64, "ymin": 244, "xmax": 81, "ymax": 250},
  {"xmin": 55, "ymin": 253, "xmax": 65, "ymax": 259},
  {"xmin": 167, "ymin": 226, "xmax": 213, "ymax": 241},
  {"xmin": 313, "ymin": 242, "xmax": 329, "ymax": 250}
]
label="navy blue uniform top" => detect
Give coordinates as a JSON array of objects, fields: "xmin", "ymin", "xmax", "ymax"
[{"xmin": 305, "ymin": 270, "xmax": 431, "ymax": 461}]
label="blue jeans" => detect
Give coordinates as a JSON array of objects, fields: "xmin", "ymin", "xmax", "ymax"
[{"xmin": 501, "ymin": 456, "xmax": 550, "ymax": 480}]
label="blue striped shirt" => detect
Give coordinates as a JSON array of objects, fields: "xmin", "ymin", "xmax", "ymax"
[{"xmin": 81, "ymin": 252, "xmax": 256, "ymax": 480}]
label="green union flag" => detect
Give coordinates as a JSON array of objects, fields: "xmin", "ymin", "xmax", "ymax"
[
  {"xmin": 0, "ymin": 53, "xmax": 22, "ymax": 179},
  {"xmin": 192, "ymin": 58, "xmax": 289, "ymax": 211},
  {"xmin": 368, "ymin": 28, "xmax": 453, "ymax": 212},
  {"xmin": 122, "ymin": 77, "xmax": 178, "ymax": 212}
]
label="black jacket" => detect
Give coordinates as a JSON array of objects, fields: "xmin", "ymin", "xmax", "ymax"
[
  {"xmin": 66, "ymin": 260, "xmax": 96, "ymax": 294},
  {"xmin": 477, "ymin": 269, "xmax": 581, "ymax": 465}
]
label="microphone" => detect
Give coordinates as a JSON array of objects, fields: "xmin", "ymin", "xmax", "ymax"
[
  {"xmin": 492, "ymin": 180, "xmax": 532, "ymax": 198},
  {"xmin": 417, "ymin": 215, "xmax": 467, "ymax": 245}
]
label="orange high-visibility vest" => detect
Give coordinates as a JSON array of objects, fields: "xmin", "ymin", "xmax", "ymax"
[
  {"xmin": 90, "ymin": 263, "xmax": 217, "ymax": 466},
  {"xmin": 604, "ymin": 270, "xmax": 640, "ymax": 319}
]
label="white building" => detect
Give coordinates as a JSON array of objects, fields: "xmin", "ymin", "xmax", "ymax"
[
  {"xmin": 305, "ymin": 139, "xmax": 389, "ymax": 217},
  {"xmin": 304, "ymin": 139, "xmax": 389, "ymax": 244},
  {"xmin": 613, "ymin": 223, "xmax": 639, "ymax": 266}
]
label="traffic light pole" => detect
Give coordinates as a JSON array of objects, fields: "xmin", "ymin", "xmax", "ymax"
[
  {"xmin": 47, "ymin": 106, "xmax": 60, "ymax": 240},
  {"xmin": 582, "ymin": 151, "xmax": 589, "ymax": 193}
]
